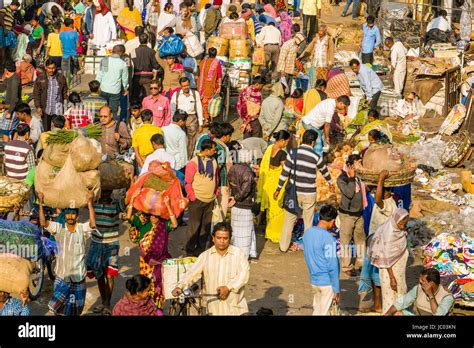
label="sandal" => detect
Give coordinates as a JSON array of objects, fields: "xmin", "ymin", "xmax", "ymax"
[
  {"xmin": 102, "ymin": 307, "xmax": 112, "ymax": 316},
  {"xmin": 92, "ymin": 305, "xmax": 105, "ymax": 313},
  {"xmin": 344, "ymin": 269, "xmax": 357, "ymax": 277}
]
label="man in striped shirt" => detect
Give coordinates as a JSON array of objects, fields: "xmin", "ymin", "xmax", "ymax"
[
  {"xmin": 86, "ymin": 190, "xmax": 122, "ymax": 315},
  {"xmin": 0, "ymin": 1, "xmax": 20, "ymax": 31},
  {"xmin": 4, "ymin": 123, "xmax": 35, "ymax": 180},
  {"xmin": 274, "ymin": 129, "xmax": 334, "ymax": 253}
]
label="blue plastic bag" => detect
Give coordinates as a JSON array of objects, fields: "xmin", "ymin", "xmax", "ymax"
[{"xmin": 158, "ymin": 34, "xmax": 185, "ymax": 58}]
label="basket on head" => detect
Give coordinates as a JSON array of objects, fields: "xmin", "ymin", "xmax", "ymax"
[
  {"xmin": 356, "ymin": 162, "xmax": 417, "ymax": 187},
  {"xmin": 0, "ymin": 177, "xmax": 30, "ymax": 213}
]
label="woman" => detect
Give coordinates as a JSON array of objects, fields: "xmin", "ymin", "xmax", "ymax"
[
  {"xmin": 27, "ymin": 17, "xmax": 45, "ymax": 67},
  {"xmin": 355, "ymin": 109, "xmax": 392, "ymax": 152},
  {"xmin": 237, "ymin": 76, "xmax": 265, "ymax": 139},
  {"xmin": 302, "ymin": 79, "xmax": 327, "ymax": 115},
  {"xmin": 257, "ymin": 130, "xmax": 290, "ymax": 243},
  {"xmin": 259, "ymin": 82, "xmax": 285, "ymax": 140},
  {"xmin": 325, "ymin": 68, "xmax": 352, "ymax": 99},
  {"xmin": 198, "ymin": 47, "xmax": 222, "ymax": 125},
  {"xmin": 145, "ymin": 0, "xmax": 161, "ymax": 34},
  {"xmin": 126, "ymin": 193, "xmax": 178, "ymax": 307},
  {"xmin": 302, "ymin": 24, "xmax": 334, "ymax": 86},
  {"xmin": 279, "ymin": 11, "xmax": 292, "ymax": 43},
  {"xmin": 92, "ymin": 0, "xmax": 117, "ymax": 49},
  {"xmin": 158, "ymin": 55, "xmax": 185, "ymax": 98},
  {"xmin": 157, "ymin": 2, "xmax": 176, "ymax": 37},
  {"xmin": 285, "ymin": 88, "xmax": 304, "ymax": 119},
  {"xmin": 360, "ymin": 129, "xmax": 390, "ymax": 157},
  {"xmin": 368, "ymin": 208, "xmax": 409, "ymax": 313},
  {"xmin": 64, "ymin": 92, "xmax": 93, "ymax": 129},
  {"xmin": 113, "ymin": 274, "xmax": 164, "ymax": 316},
  {"xmin": 117, "ymin": 0, "xmax": 143, "ymax": 40}
]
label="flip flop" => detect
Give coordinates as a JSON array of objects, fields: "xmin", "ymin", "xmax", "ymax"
[
  {"xmin": 92, "ymin": 305, "xmax": 105, "ymax": 313},
  {"xmin": 102, "ymin": 307, "xmax": 112, "ymax": 316}
]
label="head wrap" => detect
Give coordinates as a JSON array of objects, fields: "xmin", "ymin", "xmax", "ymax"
[
  {"xmin": 271, "ymin": 82, "xmax": 285, "ymax": 98},
  {"xmin": 213, "ymin": 0, "xmax": 223, "ymax": 6},
  {"xmin": 64, "ymin": 208, "xmax": 79, "ymax": 215},
  {"xmin": 96, "ymin": 0, "xmax": 110, "ymax": 16}
]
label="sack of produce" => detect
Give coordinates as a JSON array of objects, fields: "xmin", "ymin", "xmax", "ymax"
[
  {"xmin": 0, "ymin": 220, "xmax": 42, "ymax": 260},
  {"xmin": 98, "ymin": 160, "xmax": 133, "ymax": 191},
  {"xmin": 183, "ymin": 32, "xmax": 204, "ymax": 58},
  {"xmin": 362, "ymin": 144, "xmax": 404, "ymax": 172},
  {"xmin": 158, "ymin": 34, "xmax": 185, "ymax": 58},
  {"xmin": 208, "ymin": 36, "xmax": 229, "ymax": 56},
  {"xmin": 42, "ymin": 143, "xmax": 70, "ymax": 168},
  {"xmin": 79, "ymin": 170, "xmax": 101, "ymax": 191},
  {"xmin": 219, "ymin": 22, "xmax": 248, "ymax": 40},
  {"xmin": 162, "ymin": 257, "xmax": 197, "ymax": 299},
  {"xmin": 0, "ymin": 254, "xmax": 33, "ymax": 296},
  {"xmin": 229, "ymin": 39, "xmax": 250, "ymax": 59},
  {"xmin": 0, "ymin": 177, "xmax": 30, "ymax": 213},
  {"xmin": 70, "ymin": 135, "xmax": 102, "ymax": 172}
]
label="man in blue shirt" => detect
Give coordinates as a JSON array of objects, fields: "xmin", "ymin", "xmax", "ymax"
[
  {"xmin": 350, "ymin": 58, "xmax": 384, "ymax": 109},
  {"xmin": 303, "ymin": 205, "xmax": 340, "ymax": 315},
  {"xmin": 180, "ymin": 49, "xmax": 197, "ymax": 90},
  {"xmin": 360, "ymin": 16, "xmax": 381, "ymax": 64},
  {"xmin": 59, "ymin": 18, "xmax": 79, "ymax": 76}
]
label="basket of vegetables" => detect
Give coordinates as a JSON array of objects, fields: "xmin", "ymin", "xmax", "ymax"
[{"xmin": 0, "ymin": 177, "xmax": 30, "ymax": 213}]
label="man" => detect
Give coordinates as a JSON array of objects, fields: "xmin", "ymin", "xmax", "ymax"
[
  {"xmin": 274, "ymin": 129, "xmax": 334, "ymax": 253},
  {"xmin": 180, "ymin": 49, "xmax": 197, "ymax": 90},
  {"xmin": 303, "ymin": 205, "xmax": 340, "ymax": 315},
  {"xmin": 98, "ymin": 105, "xmax": 132, "ymax": 157},
  {"xmin": 45, "ymin": 23, "xmax": 63, "ymax": 68},
  {"xmin": 350, "ymin": 59, "xmax": 383, "ymax": 110},
  {"xmin": 0, "ymin": 0, "xmax": 20, "ymax": 31},
  {"xmin": 337, "ymin": 154, "xmax": 365, "ymax": 278},
  {"xmin": 0, "ymin": 290, "xmax": 30, "ymax": 316},
  {"xmin": 0, "ymin": 60, "xmax": 21, "ymax": 122},
  {"xmin": 228, "ymin": 149, "xmax": 257, "ymax": 259},
  {"xmin": 33, "ymin": 59, "xmax": 68, "ymax": 131},
  {"xmin": 131, "ymin": 33, "xmax": 160, "ymax": 105},
  {"xmin": 83, "ymin": 80, "xmax": 108, "ymax": 122},
  {"xmin": 72, "ymin": 0, "xmax": 86, "ymax": 15},
  {"xmin": 170, "ymin": 77, "xmax": 204, "ymax": 159},
  {"xmin": 385, "ymin": 37, "xmax": 407, "ymax": 98},
  {"xmin": 198, "ymin": 47, "xmax": 222, "ymax": 125},
  {"xmin": 426, "ymin": 10, "xmax": 453, "ymax": 44},
  {"xmin": 132, "ymin": 109, "xmax": 163, "ymax": 168},
  {"xmin": 38, "ymin": 191, "xmax": 96, "ymax": 316},
  {"xmin": 59, "ymin": 18, "xmax": 80, "ymax": 76},
  {"xmin": 360, "ymin": 15, "xmax": 382, "ymax": 64},
  {"xmin": 300, "ymin": 0, "xmax": 321, "ymax": 42},
  {"xmin": 86, "ymin": 190, "xmax": 120, "ymax": 316},
  {"xmin": 301, "ymin": 95, "xmax": 350, "ymax": 155},
  {"xmin": 4, "ymin": 124, "xmax": 35, "ymax": 181},
  {"xmin": 341, "ymin": 0, "xmax": 360, "ymax": 19},
  {"xmin": 276, "ymin": 33, "xmax": 306, "ymax": 84},
  {"xmin": 156, "ymin": 54, "xmax": 185, "ymax": 96},
  {"xmin": 124, "ymin": 26, "xmax": 151, "ymax": 58},
  {"xmin": 141, "ymin": 79, "xmax": 170, "ymax": 127},
  {"xmin": 172, "ymin": 222, "xmax": 250, "ymax": 315},
  {"xmin": 83, "ymin": 0, "xmax": 96, "ymax": 40},
  {"xmin": 203, "ymin": 0, "xmax": 222, "ymax": 39},
  {"xmin": 140, "ymin": 133, "xmax": 177, "ymax": 174},
  {"xmin": 96, "ymin": 45, "xmax": 129, "ymax": 121},
  {"xmin": 162, "ymin": 111, "xmax": 188, "ymax": 172},
  {"xmin": 213, "ymin": 122, "xmax": 233, "ymax": 218},
  {"xmin": 184, "ymin": 139, "xmax": 218, "ymax": 257},
  {"xmin": 256, "ymin": 22, "xmax": 281, "ymax": 81},
  {"xmin": 385, "ymin": 268, "xmax": 455, "ymax": 316},
  {"xmin": 15, "ymin": 103, "xmax": 43, "ymax": 146},
  {"xmin": 237, "ymin": 76, "xmax": 265, "ymax": 139}
]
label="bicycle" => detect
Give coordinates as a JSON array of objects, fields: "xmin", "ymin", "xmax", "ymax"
[{"xmin": 168, "ymin": 284, "xmax": 218, "ymax": 316}]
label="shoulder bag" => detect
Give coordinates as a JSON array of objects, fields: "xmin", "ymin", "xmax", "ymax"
[{"xmin": 282, "ymin": 149, "xmax": 302, "ymax": 216}]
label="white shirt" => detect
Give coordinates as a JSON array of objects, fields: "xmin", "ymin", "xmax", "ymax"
[
  {"xmin": 92, "ymin": 12, "xmax": 117, "ymax": 47},
  {"xmin": 302, "ymin": 98, "xmax": 336, "ymax": 129},
  {"xmin": 170, "ymin": 89, "xmax": 204, "ymax": 126},
  {"xmin": 256, "ymin": 25, "xmax": 281, "ymax": 46},
  {"xmin": 140, "ymin": 148, "xmax": 177, "ymax": 175},
  {"xmin": 124, "ymin": 37, "xmax": 152, "ymax": 59},
  {"xmin": 390, "ymin": 41, "xmax": 407, "ymax": 72},
  {"xmin": 162, "ymin": 123, "xmax": 188, "ymax": 170},
  {"xmin": 27, "ymin": 116, "xmax": 43, "ymax": 145},
  {"xmin": 427, "ymin": 16, "xmax": 450, "ymax": 32}
]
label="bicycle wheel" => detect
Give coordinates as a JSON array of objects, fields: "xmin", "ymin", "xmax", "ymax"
[{"xmin": 29, "ymin": 258, "xmax": 45, "ymax": 300}]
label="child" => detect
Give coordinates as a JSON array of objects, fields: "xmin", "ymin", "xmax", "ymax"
[
  {"xmin": 128, "ymin": 104, "xmax": 143, "ymax": 135},
  {"xmin": 64, "ymin": 92, "xmax": 93, "ymax": 129}
]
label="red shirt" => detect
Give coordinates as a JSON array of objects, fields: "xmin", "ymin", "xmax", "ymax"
[{"xmin": 142, "ymin": 94, "xmax": 171, "ymax": 127}]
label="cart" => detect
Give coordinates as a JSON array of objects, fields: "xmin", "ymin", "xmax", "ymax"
[{"xmin": 221, "ymin": 60, "xmax": 252, "ymax": 122}]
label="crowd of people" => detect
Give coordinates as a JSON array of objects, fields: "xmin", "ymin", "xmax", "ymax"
[{"xmin": 0, "ymin": 0, "xmax": 460, "ymax": 317}]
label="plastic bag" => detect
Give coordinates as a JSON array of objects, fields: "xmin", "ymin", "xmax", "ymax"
[
  {"xmin": 184, "ymin": 32, "xmax": 204, "ymax": 58},
  {"xmin": 158, "ymin": 34, "xmax": 185, "ymax": 58}
]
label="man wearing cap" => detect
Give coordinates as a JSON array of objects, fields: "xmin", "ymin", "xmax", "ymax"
[
  {"xmin": 203, "ymin": 0, "xmax": 222, "ymax": 39},
  {"xmin": 37, "ymin": 191, "xmax": 97, "ymax": 316},
  {"xmin": 0, "ymin": 1, "xmax": 20, "ymax": 31},
  {"xmin": 276, "ymin": 32, "xmax": 306, "ymax": 86}
]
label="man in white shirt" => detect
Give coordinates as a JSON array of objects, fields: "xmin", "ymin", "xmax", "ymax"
[
  {"xmin": 15, "ymin": 103, "xmax": 43, "ymax": 146},
  {"xmin": 170, "ymin": 77, "xmax": 203, "ymax": 159},
  {"xmin": 385, "ymin": 37, "xmax": 407, "ymax": 98},
  {"xmin": 427, "ymin": 10, "xmax": 450, "ymax": 32},
  {"xmin": 301, "ymin": 96, "xmax": 350, "ymax": 154},
  {"xmin": 140, "ymin": 133, "xmax": 177, "ymax": 174},
  {"xmin": 256, "ymin": 22, "xmax": 281, "ymax": 81},
  {"xmin": 162, "ymin": 111, "xmax": 188, "ymax": 172}
]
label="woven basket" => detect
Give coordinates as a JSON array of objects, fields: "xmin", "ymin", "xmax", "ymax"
[
  {"xmin": 0, "ymin": 177, "xmax": 30, "ymax": 213},
  {"xmin": 441, "ymin": 131, "xmax": 472, "ymax": 167},
  {"xmin": 356, "ymin": 162, "xmax": 417, "ymax": 187}
]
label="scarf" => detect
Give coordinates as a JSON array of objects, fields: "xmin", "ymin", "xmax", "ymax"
[
  {"xmin": 197, "ymin": 155, "xmax": 214, "ymax": 179},
  {"xmin": 171, "ymin": 62, "xmax": 184, "ymax": 72},
  {"xmin": 181, "ymin": 12, "xmax": 193, "ymax": 30},
  {"xmin": 113, "ymin": 294, "xmax": 162, "ymax": 316},
  {"xmin": 96, "ymin": 0, "xmax": 110, "ymax": 16},
  {"xmin": 326, "ymin": 68, "xmax": 343, "ymax": 82},
  {"xmin": 271, "ymin": 82, "xmax": 285, "ymax": 98},
  {"xmin": 198, "ymin": 58, "xmax": 219, "ymax": 96}
]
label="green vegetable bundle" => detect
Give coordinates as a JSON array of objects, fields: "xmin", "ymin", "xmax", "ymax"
[
  {"xmin": 0, "ymin": 220, "xmax": 42, "ymax": 260},
  {"xmin": 46, "ymin": 124, "xmax": 103, "ymax": 145}
]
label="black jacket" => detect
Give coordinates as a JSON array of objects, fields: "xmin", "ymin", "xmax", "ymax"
[{"xmin": 228, "ymin": 163, "xmax": 256, "ymax": 210}]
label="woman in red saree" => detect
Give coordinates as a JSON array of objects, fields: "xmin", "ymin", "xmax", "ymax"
[{"xmin": 198, "ymin": 47, "xmax": 222, "ymax": 125}]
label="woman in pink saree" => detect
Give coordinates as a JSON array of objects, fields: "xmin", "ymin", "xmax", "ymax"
[{"xmin": 237, "ymin": 76, "xmax": 266, "ymax": 139}]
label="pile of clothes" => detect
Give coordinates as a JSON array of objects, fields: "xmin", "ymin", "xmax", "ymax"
[{"xmin": 423, "ymin": 232, "xmax": 474, "ymax": 301}]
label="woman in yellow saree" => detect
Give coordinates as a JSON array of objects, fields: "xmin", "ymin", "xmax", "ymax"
[
  {"xmin": 117, "ymin": 0, "xmax": 143, "ymax": 41},
  {"xmin": 257, "ymin": 131, "xmax": 290, "ymax": 243},
  {"xmin": 354, "ymin": 109, "xmax": 392, "ymax": 152}
]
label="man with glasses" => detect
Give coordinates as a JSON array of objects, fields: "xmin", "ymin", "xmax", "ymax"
[
  {"xmin": 98, "ymin": 105, "xmax": 132, "ymax": 158},
  {"xmin": 141, "ymin": 80, "xmax": 170, "ymax": 127},
  {"xmin": 301, "ymin": 95, "xmax": 351, "ymax": 155}
]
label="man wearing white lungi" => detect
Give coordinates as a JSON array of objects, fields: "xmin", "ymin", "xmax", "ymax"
[
  {"xmin": 228, "ymin": 149, "xmax": 258, "ymax": 259},
  {"xmin": 385, "ymin": 37, "xmax": 407, "ymax": 98}
]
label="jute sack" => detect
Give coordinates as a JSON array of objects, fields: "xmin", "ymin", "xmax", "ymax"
[
  {"xmin": 34, "ymin": 160, "xmax": 58, "ymax": 193},
  {"xmin": 98, "ymin": 161, "xmax": 133, "ymax": 191},
  {"xmin": 79, "ymin": 170, "xmax": 101, "ymax": 193},
  {"xmin": 70, "ymin": 134, "xmax": 102, "ymax": 172},
  {"xmin": 0, "ymin": 254, "xmax": 32, "ymax": 296},
  {"xmin": 42, "ymin": 143, "xmax": 71, "ymax": 168},
  {"xmin": 362, "ymin": 144, "xmax": 403, "ymax": 172}
]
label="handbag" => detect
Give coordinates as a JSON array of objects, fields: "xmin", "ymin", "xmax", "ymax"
[
  {"xmin": 329, "ymin": 300, "xmax": 340, "ymax": 316},
  {"xmin": 282, "ymin": 149, "xmax": 302, "ymax": 216},
  {"xmin": 208, "ymin": 94, "xmax": 223, "ymax": 119}
]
